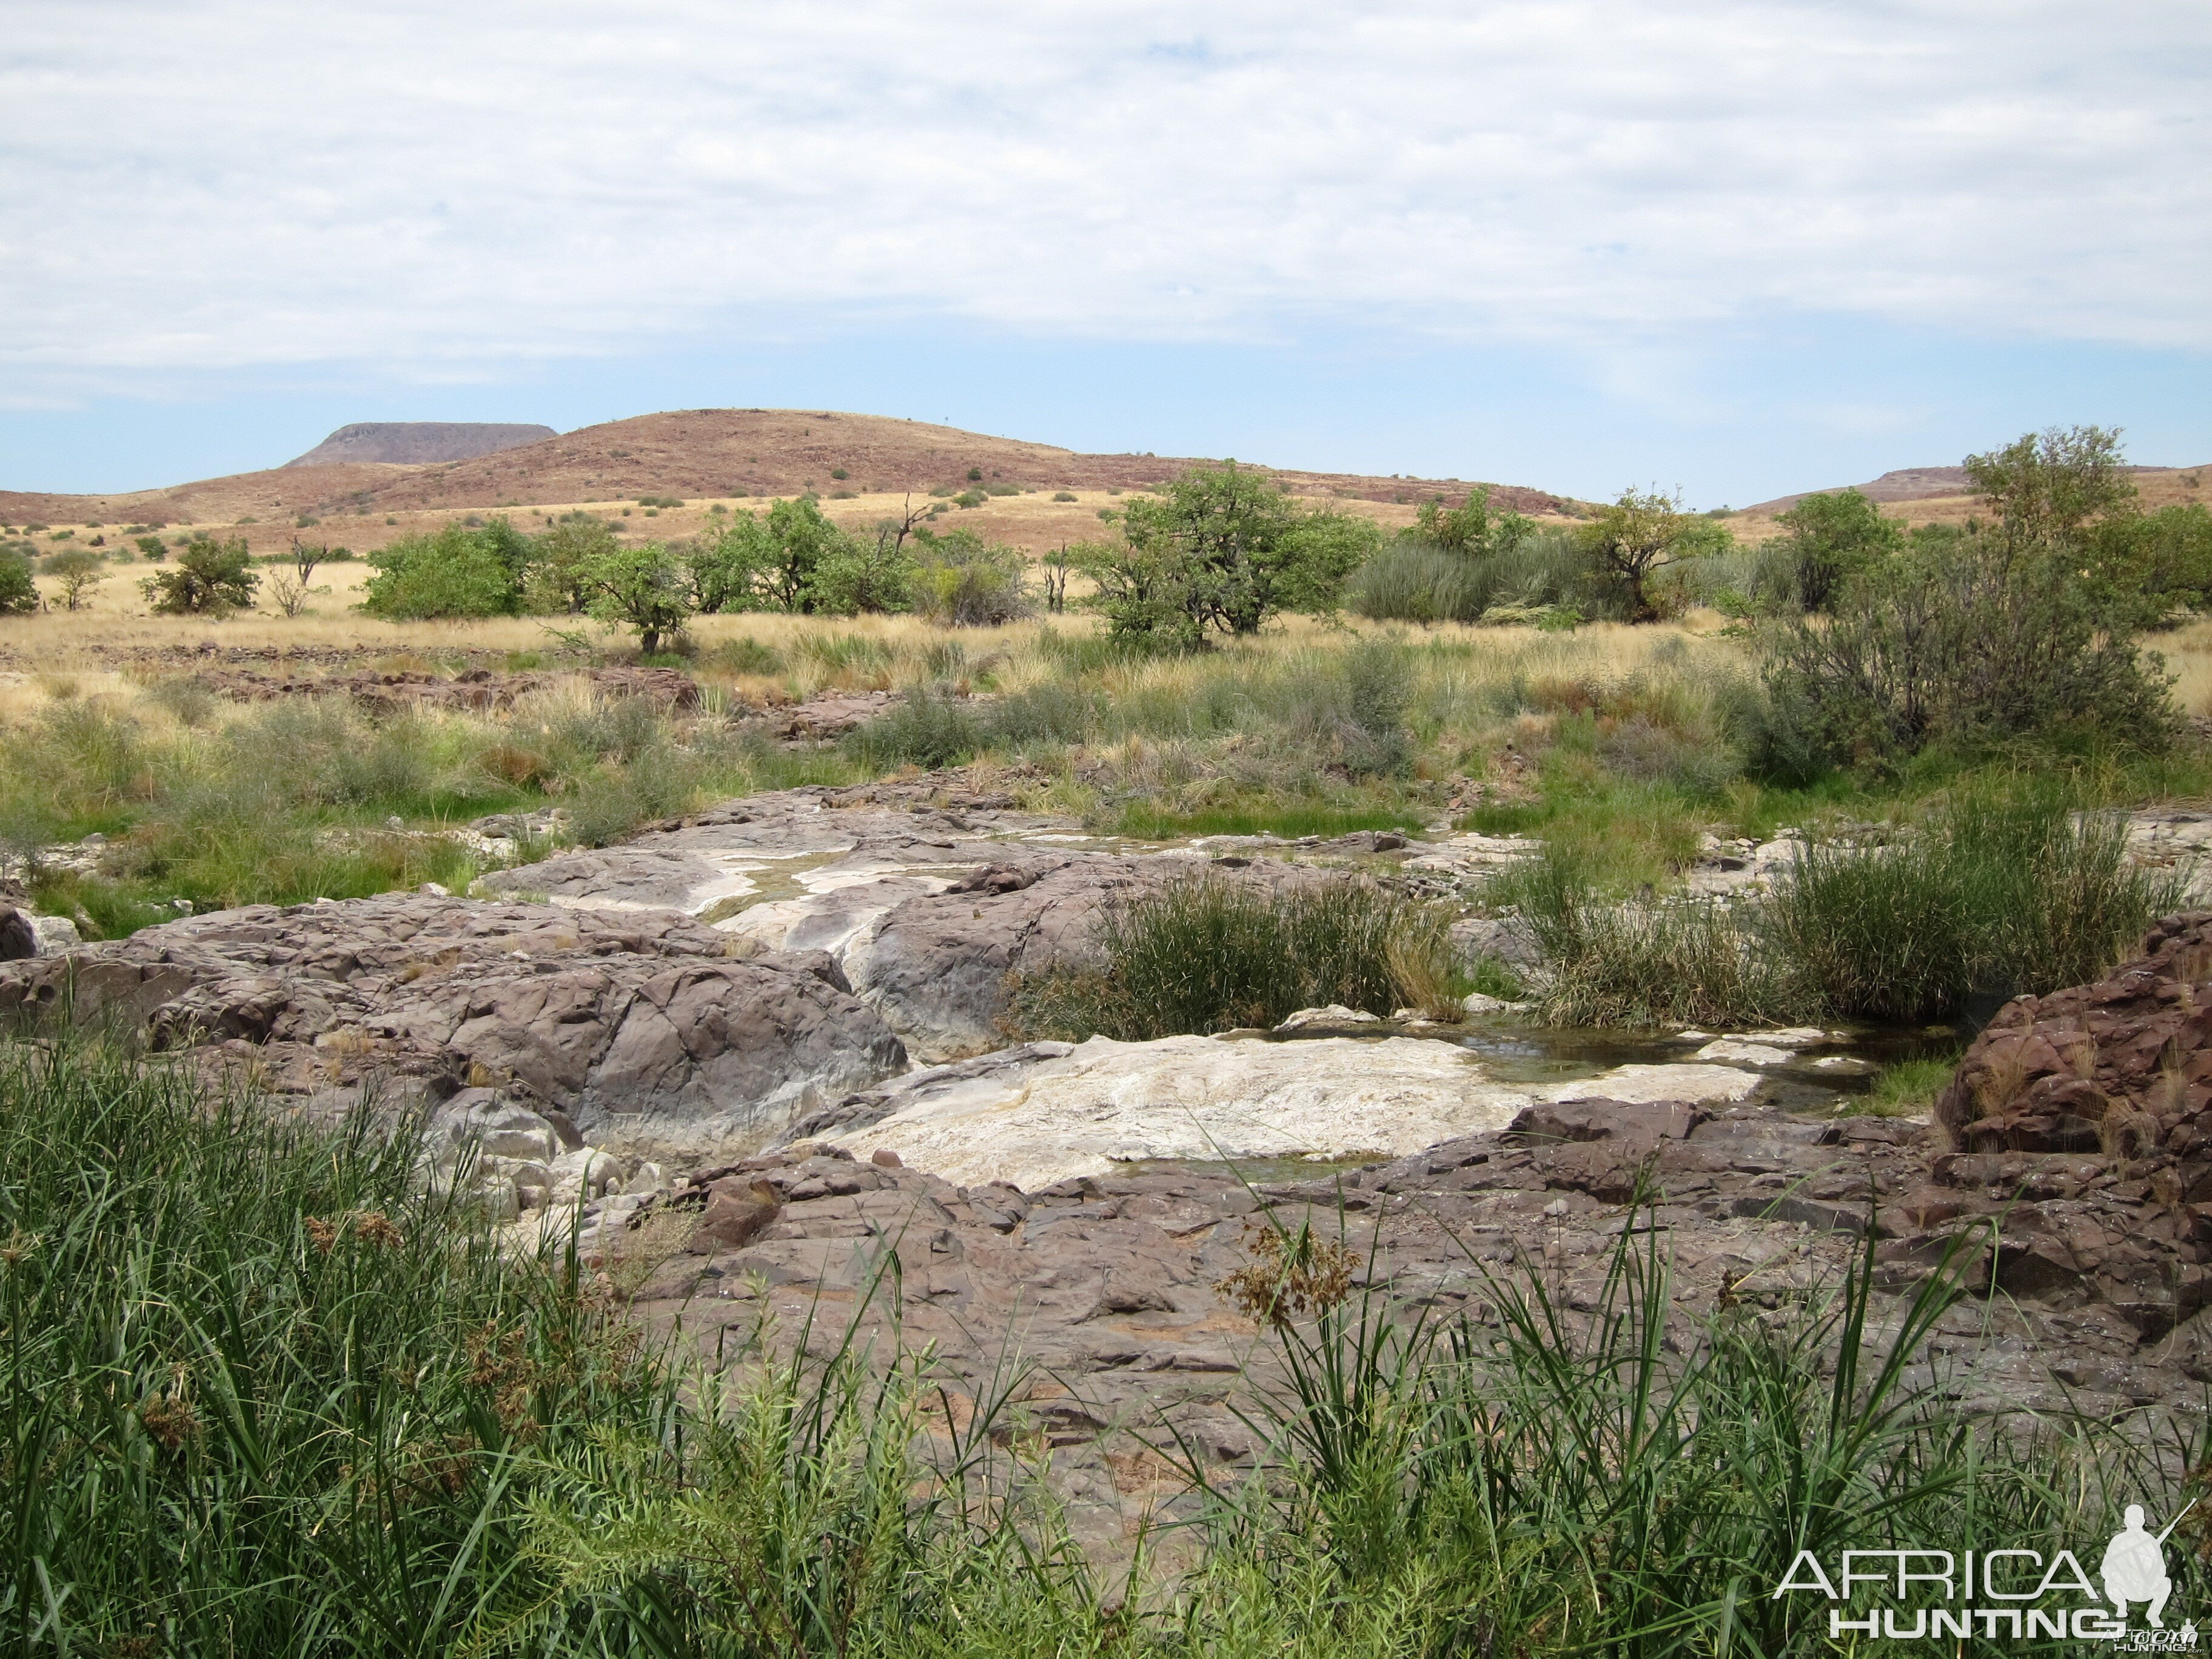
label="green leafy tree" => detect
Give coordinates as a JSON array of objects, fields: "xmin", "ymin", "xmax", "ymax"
[
  {"xmin": 806, "ymin": 526, "xmax": 917, "ymax": 617},
  {"xmin": 133, "ymin": 535, "xmax": 167, "ymax": 561},
  {"xmin": 759, "ymin": 497, "xmax": 853, "ymax": 612},
  {"xmin": 1092, "ymin": 462, "xmax": 1382, "ymax": 645},
  {"xmin": 684, "ymin": 513, "xmax": 776, "ymax": 612},
  {"xmin": 361, "ymin": 521, "xmax": 525, "ymax": 618},
  {"xmin": 1577, "ymin": 489, "xmax": 1716, "ymax": 622},
  {"xmin": 2133, "ymin": 504, "xmax": 2212, "ymax": 614},
  {"xmin": 0, "ymin": 549, "xmax": 36, "ymax": 614},
  {"xmin": 1765, "ymin": 489, "xmax": 1903, "ymax": 612},
  {"xmin": 139, "ymin": 537, "xmax": 258, "ymax": 615},
  {"xmin": 1966, "ymin": 424, "xmax": 2135, "ymax": 553},
  {"xmin": 528, "ymin": 517, "xmax": 621, "ymax": 614},
  {"xmin": 41, "ymin": 546, "xmax": 107, "ymax": 610},
  {"xmin": 582, "ymin": 541, "xmax": 693, "ymax": 654}
]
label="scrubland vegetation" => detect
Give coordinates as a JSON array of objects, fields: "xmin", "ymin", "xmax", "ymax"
[
  {"xmin": 7, "ymin": 427, "xmax": 2212, "ymax": 992},
  {"xmin": 7, "ymin": 1041, "xmax": 2199, "ymax": 1654},
  {"xmin": 9, "ymin": 427, "xmax": 2212, "ymax": 1652}
]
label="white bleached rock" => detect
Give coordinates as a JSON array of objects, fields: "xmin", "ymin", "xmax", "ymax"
[
  {"xmin": 550, "ymin": 1147, "xmax": 624, "ymax": 1204},
  {"xmin": 1693, "ymin": 1038, "xmax": 1800, "ymax": 1068},
  {"xmin": 429, "ymin": 1090, "xmax": 561, "ymax": 1165},
  {"xmin": 31, "ymin": 914, "xmax": 81, "ymax": 955},
  {"xmin": 830, "ymin": 1036, "xmax": 1765, "ymax": 1191},
  {"xmin": 1273, "ymin": 1004, "xmax": 1379, "ymax": 1033}
]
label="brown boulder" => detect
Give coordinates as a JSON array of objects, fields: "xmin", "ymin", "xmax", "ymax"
[{"xmin": 1938, "ymin": 912, "xmax": 2212, "ymax": 1165}]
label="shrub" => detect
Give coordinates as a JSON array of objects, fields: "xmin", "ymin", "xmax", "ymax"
[
  {"xmin": 1759, "ymin": 521, "xmax": 2179, "ymax": 774},
  {"xmin": 1278, "ymin": 638, "xmax": 1413, "ymax": 777},
  {"xmin": 566, "ymin": 743, "xmax": 701, "ymax": 845},
  {"xmin": 139, "ymin": 537, "xmax": 258, "ymax": 615},
  {"xmin": 0, "ymin": 548, "xmax": 38, "ymax": 613},
  {"xmin": 984, "ymin": 679, "xmax": 1096, "ymax": 746},
  {"xmin": 1006, "ymin": 874, "xmax": 1459, "ymax": 1039},
  {"xmin": 1052, "ymin": 490, "xmax": 1076, "ymax": 501},
  {"xmin": 360, "ymin": 520, "xmax": 529, "ymax": 619},
  {"xmin": 911, "ymin": 528, "xmax": 1030, "ymax": 626},
  {"xmin": 843, "ymin": 688, "xmax": 985, "ymax": 769}
]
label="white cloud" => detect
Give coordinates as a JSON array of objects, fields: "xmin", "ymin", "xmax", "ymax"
[{"xmin": 1, "ymin": 0, "xmax": 2206, "ymax": 394}]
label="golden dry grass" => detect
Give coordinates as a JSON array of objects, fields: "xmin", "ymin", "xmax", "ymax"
[{"xmin": 0, "ymin": 486, "xmax": 1442, "ymax": 571}]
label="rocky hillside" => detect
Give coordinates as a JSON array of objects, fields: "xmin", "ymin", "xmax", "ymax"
[{"xmin": 284, "ymin": 421, "xmax": 556, "ymax": 468}]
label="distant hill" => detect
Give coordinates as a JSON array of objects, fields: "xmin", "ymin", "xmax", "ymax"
[
  {"xmin": 285, "ymin": 422, "xmax": 558, "ymax": 468},
  {"xmin": 1744, "ymin": 463, "xmax": 2209, "ymax": 519},
  {"xmin": 345, "ymin": 409, "xmax": 1575, "ymax": 517},
  {"xmin": 0, "ymin": 409, "xmax": 1579, "ymax": 528}
]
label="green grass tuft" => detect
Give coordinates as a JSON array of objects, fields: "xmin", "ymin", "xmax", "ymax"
[{"xmin": 1007, "ymin": 873, "xmax": 1460, "ymax": 1039}]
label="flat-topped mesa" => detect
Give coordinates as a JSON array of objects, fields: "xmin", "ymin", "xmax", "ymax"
[{"xmin": 284, "ymin": 421, "xmax": 557, "ymax": 467}]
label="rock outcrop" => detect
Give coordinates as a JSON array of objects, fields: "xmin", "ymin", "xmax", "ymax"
[
  {"xmin": 0, "ymin": 894, "xmax": 906, "ymax": 1154},
  {"xmin": 1938, "ymin": 912, "xmax": 2212, "ymax": 1165},
  {"xmin": 615, "ymin": 1099, "xmax": 2191, "ymax": 1566}
]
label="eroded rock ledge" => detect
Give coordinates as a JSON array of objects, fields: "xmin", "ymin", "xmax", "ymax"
[
  {"xmin": 0, "ymin": 893, "xmax": 906, "ymax": 1153},
  {"xmin": 612, "ymin": 1092, "xmax": 2212, "ymax": 1560}
]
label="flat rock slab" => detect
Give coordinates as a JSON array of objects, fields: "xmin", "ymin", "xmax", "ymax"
[{"xmin": 808, "ymin": 1036, "xmax": 1764, "ymax": 1190}]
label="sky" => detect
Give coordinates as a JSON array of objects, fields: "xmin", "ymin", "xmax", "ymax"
[{"xmin": 3, "ymin": 0, "xmax": 2207, "ymax": 506}]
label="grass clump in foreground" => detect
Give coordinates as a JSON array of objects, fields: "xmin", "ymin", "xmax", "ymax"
[
  {"xmin": 3, "ymin": 1044, "xmax": 2202, "ymax": 1653},
  {"xmin": 1006, "ymin": 873, "xmax": 1466, "ymax": 1039},
  {"xmin": 1507, "ymin": 782, "xmax": 2188, "ymax": 1028},
  {"xmin": 0, "ymin": 1042, "xmax": 673, "ymax": 1651}
]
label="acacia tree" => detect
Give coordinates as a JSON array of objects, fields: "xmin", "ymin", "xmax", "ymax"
[
  {"xmin": 42, "ymin": 546, "xmax": 107, "ymax": 611},
  {"xmin": 1769, "ymin": 489, "xmax": 1902, "ymax": 613},
  {"xmin": 1578, "ymin": 489, "xmax": 1715, "ymax": 622},
  {"xmin": 582, "ymin": 542, "xmax": 692, "ymax": 655},
  {"xmin": 139, "ymin": 537, "xmax": 258, "ymax": 615},
  {"xmin": 1092, "ymin": 463, "xmax": 1380, "ymax": 645}
]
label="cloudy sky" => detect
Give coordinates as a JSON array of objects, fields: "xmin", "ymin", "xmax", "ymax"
[{"xmin": 4, "ymin": 0, "xmax": 2207, "ymax": 500}]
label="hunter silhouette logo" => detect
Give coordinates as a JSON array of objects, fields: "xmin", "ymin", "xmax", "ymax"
[
  {"xmin": 1772, "ymin": 1502, "xmax": 2200, "ymax": 1644},
  {"xmin": 2104, "ymin": 1506, "xmax": 2180, "ymax": 1630}
]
